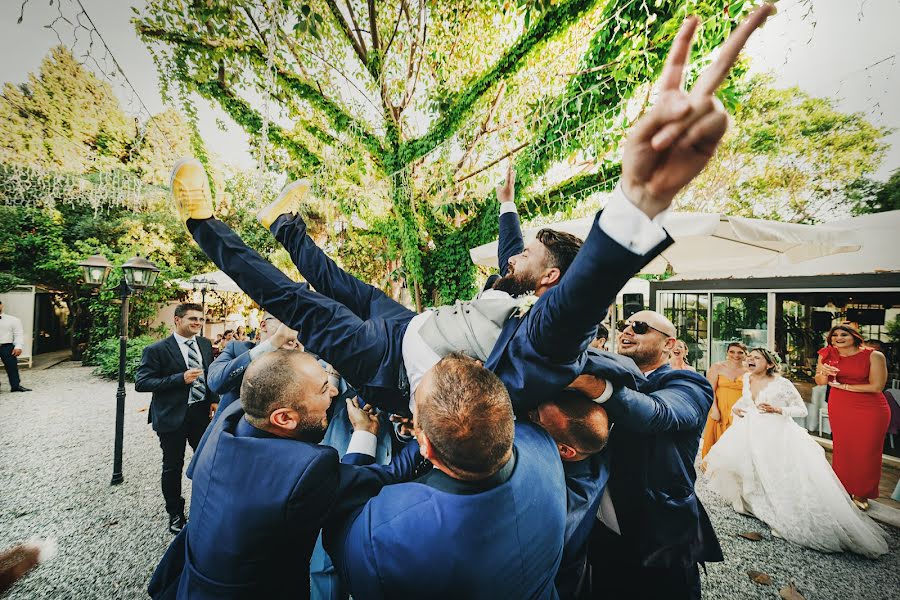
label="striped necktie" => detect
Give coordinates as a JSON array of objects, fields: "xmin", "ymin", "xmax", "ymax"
[{"xmin": 184, "ymin": 339, "xmax": 207, "ymax": 405}]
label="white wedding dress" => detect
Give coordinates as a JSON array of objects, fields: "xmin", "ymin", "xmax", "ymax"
[{"xmin": 704, "ymin": 373, "xmax": 889, "ymax": 558}]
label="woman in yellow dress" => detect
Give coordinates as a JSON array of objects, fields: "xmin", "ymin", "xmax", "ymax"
[{"xmin": 700, "ymin": 342, "xmax": 748, "ymax": 457}]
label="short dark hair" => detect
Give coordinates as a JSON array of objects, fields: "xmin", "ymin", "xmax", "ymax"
[
  {"xmin": 536, "ymin": 229, "xmax": 583, "ymax": 277},
  {"xmin": 223, "ymin": 329, "xmax": 234, "ymax": 336},
  {"xmin": 553, "ymin": 394, "xmax": 609, "ymax": 454},
  {"xmin": 174, "ymin": 303, "xmax": 203, "ymax": 318},
  {"xmin": 240, "ymin": 350, "xmax": 315, "ymax": 423},
  {"xmin": 417, "ymin": 353, "xmax": 514, "ymax": 479},
  {"xmin": 596, "ymin": 323, "xmax": 609, "ymax": 341}
]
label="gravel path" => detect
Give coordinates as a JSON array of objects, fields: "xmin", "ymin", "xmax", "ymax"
[{"xmin": 1, "ymin": 364, "xmax": 898, "ymax": 599}]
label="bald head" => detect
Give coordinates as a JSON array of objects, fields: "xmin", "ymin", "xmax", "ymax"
[
  {"xmin": 617, "ymin": 310, "xmax": 677, "ymax": 372},
  {"xmin": 530, "ymin": 393, "xmax": 609, "ymax": 461},
  {"xmin": 240, "ymin": 350, "xmax": 336, "ymax": 438},
  {"xmin": 629, "ymin": 310, "xmax": 677, "ymax": 337}
]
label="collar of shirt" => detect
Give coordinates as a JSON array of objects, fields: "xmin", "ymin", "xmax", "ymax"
[{"xmin": 173, "ymin": 332, "xmax": 197, "ymax": 346}]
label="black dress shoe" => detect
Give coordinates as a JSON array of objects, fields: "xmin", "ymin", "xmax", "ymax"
[
  {"xmin": 168, "ymin": 513, "xmax": 187, "ymax": 534},
  {"xmin": 11, "ymin": 386, "xmax": 31, "ymax": 392}
]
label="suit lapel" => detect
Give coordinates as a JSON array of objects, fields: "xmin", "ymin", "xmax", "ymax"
[
  {"xmin": 487, "ymin": 315, "xmax": 524, "ymax": 365},
  {"xmin": 165, "ymin": 335, "xmax": 188, "ymax": 370}
]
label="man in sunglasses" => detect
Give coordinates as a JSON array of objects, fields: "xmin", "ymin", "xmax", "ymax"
[{"xmin": 584, "ymin": 310, "xmax": 721, "ymax": 598}]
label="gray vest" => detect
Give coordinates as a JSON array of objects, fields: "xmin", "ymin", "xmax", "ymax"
[{"xmin": 417, "ymin": 296, "xmax": 520, "ymax": 362}]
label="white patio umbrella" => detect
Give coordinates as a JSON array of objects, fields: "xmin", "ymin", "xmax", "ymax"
[{"xmin": 469, "ymin": 212, "xmax": 860, "ymax": 275}]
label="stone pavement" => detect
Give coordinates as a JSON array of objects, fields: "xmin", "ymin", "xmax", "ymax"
[{"xmin": 1, "ymin": 363, "xmax": 898, "ymax": 599}]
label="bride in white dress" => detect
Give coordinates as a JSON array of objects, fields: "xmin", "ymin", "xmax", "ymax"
[{"xmin": 703, "ymin": 348, "xmax": 888, "ymax": 558}]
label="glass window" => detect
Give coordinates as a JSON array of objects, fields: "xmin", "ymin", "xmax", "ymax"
[
  {"xmin": 710, "ymin": 294, "xmax": 768, "ymax": 364},
  {"xmin": 659, "ymin": 292, "xmax": 709, "ymax": 372}
]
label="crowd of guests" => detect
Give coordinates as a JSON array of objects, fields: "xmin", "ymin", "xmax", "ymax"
[{"xmin": 98, "ymin": 7, "xmax": 891, "ymax": 599}]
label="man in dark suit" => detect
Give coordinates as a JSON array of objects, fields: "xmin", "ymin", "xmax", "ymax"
[
  {"xmin": 135, "ymin": 302, "xmax": 218, "ymax": 534},
  {"xmin": 325, "ymin": 354, "xmax": 567, "ymax": 598},
  {"xmin": 148, "ymin": 350, "xmax": 422, "ymax": 600},
  {"xmin": 585, "ymin": 310, "xmax": 722, "ymax": 599}
]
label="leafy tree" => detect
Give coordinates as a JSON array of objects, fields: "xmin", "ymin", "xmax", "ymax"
[
  {"xmin": 136, "ymin": 0, "xmax": 753, "ymax": 307},
  {"xmin": 0, "ymin": 47, "xmax": 134, "ymax": 173},
  {"xmin": 130, "ymin": 109, "xmax": 196, "ymax": 184},
  {"xmin": 0, "ymin": 46, "xmax": 213, "ymax": 353},
  {"xmin": 680, "ymin": 73, "xmax": 889, "ymax": 222},
  {"xmin": 846, "ymin": 167, "xmax": 900, "ymax": 215}
]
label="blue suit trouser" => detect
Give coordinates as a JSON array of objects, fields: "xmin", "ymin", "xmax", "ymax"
[
  {"xmin": 188, "ymin": 217, "xmax": 414, "ymax": 415},
  {"xmin": 270, "ymin": 213, "xmax": 415, "ymax": 324},
  {"xmin": 587, "ymin": 524, "xmax": 701, "ymax": 600}
]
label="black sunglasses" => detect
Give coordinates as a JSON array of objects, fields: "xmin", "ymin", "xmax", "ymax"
[{"xmin": 616, "ymin": 319, "xmax": 671, "ymax": 336}]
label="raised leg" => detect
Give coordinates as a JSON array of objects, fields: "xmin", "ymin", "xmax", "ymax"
[
  {"xmin": 187, "ymin": 217, "xmax": 409, "ymax": 412},
  {"xmin": 269, "ymin": 213, "xmax": 415, "ymax": 323}
]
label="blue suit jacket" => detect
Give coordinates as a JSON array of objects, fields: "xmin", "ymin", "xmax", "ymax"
[
  {"xmin": 485, "ymin": 210, "xmax": 671, "ymax": 413},
  {"xmin": 206, "ymin": 340, "xmax": 255, "ymax": 413},
  {"xmin": 493, "ymin": 209, "xmax": 650, "ymax": 597},
  {"xmin": 148, "ymin": 402, "xmax": 421, "ymax": 600},
  {"xmin": 600, "ymin": 365, "xmax": 723, "ymax": 569},
  {"xmin": 324, "ymin": 422, "xmax": 567, "ymax": 599}
]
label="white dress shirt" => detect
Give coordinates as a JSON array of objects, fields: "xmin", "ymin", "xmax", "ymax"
[
  {"xmin": 0, "ymin": 313, "xmax": 24, "ymax": 349},
  {"xmin": 172, "ymin": 332, "xmax": 199, "ymax": 368}
]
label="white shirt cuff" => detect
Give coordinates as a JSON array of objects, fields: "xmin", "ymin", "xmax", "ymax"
[
  {"xmin": 346, "ymin": 430, "xmax": 377, "ymax": 457},
  {"xmin": 592, "ymin": 380, "xmax": 614, "ymax": 404},
  {"xmin": 597, "ymin": 488, "xmax": 621, "ymax": 534},
  {"xmin": 248, "ymin": 339, "xmax": 276, "ymax": 360},
  {"xmin": 499, "ymin": 202, "xmax": 518, "ymax": 215},
  {"xmin": 598, "ymin": 183, "xmax": 668, "ymax": 255}
]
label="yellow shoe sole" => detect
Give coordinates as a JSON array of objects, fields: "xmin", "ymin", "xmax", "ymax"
[
  {"xmin": 170, "ymin": 158, "xmax": 214, "ymax": 226},
  {"xmin": 257, "ymin": 179, "xmax": 311, "ymax": 229}
]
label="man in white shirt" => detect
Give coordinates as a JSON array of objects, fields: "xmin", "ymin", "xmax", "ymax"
[
  {"xmin": 135, "ymin": 303, "xmax": 218, "ymax": 534},
  {"xmin": 0, "ymin": 300, "xmax": 30, "ymax": 392}
]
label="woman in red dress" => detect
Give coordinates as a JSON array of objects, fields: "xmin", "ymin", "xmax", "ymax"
[{"xmin": 816, "ymin": 324, "xmax": 890, "ymax": 511}]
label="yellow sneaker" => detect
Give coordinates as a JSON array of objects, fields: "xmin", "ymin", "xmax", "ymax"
[
  {"xmin": 170, "ymin": 158, "xmax": 214, "ymax": 225},
  {"xmin": 257, "ymin": 179, "xmax": 311, "ymax": 229}
]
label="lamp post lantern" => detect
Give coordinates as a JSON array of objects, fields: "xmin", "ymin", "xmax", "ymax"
[
  {"xmin": 189, "ymin": 276, "xmax": 218, "ymax": 333},
  {"xmin": 78, "ymin": 254, "xmax": 160, "ymax": 485}
]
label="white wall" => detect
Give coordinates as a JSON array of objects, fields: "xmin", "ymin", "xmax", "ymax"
[{"xmin": 0, "ymin": 286, "xmax": 35, "ymax": 364}]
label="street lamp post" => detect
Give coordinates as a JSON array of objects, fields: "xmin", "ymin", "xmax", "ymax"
[
  {"xmin": 79, "ymin": 254, "xmax": 160, "ymax": 485},
  {"xmin": 189, "ymin": 276, "xmax": 218, "ymax": 334}
]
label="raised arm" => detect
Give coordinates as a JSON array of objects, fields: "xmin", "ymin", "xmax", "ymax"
[
  {"xmin": 206, "ymin": 341, "xmax": 252, "ymax": 396},
  {"xmin": 522, "ymin": 5, "xmax": 774, "ymax": 362},
  {"xmin": 497, "ymin": 164, "xmax": 524, "ymax": 277},
  {"xmin": 524, "ymin": 205, "xmax": 673, "ymax": 362},
  {"xmin": 601, "ymin": 372, "xmax": 712, "ymax": 434}
]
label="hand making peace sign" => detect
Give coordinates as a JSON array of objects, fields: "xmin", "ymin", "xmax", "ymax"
[{"xmin": 621, "ymin": 4, "xmax": 775, "ymax": 219}]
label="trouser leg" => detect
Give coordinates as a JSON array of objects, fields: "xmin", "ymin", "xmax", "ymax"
[
  {"xmin": 587, "ymin": 524, "xmax": 700, "ymax": 600},
  {"xmin": 185, "ymin": 402, "xmax": 211, "ymax": 450},
  {"xmin": 0, "ymin": 344, "xmax": 21, "ymax": 388},
  {"xmin": 269, "ymin": 213, "xmax": 415, "ymax": 322},
  {"xmin": 187, "ymin": 217, "xmax": 403, "ymax": 397},
  {"xmin": 158, "ymin": 428, "xmax": 188, "ymax": 516}
]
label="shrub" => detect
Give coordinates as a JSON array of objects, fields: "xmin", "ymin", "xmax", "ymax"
[{"xmin": 83, "ymin": 335, "xmax": 157, "ymax": 381}]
